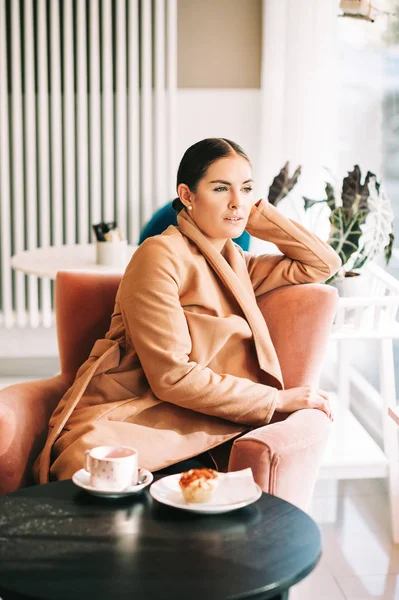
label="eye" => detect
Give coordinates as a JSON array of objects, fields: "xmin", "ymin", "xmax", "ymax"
[
  {"xmin": 243, "ymin": 186, "xmax": 253, "ymax": 193},
  {"xmin": 214, "ymin": 186, "xmax": 228, "ymax": 192}
]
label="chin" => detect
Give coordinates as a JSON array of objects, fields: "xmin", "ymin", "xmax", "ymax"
[{"xmin": 224, "ymin": 225, "xmax": 246, "ymax": 238}]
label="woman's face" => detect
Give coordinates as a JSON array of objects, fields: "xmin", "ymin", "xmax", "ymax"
[{"xmin": 178, "ymin": 155, "xmax": 254, "ymax": 251}]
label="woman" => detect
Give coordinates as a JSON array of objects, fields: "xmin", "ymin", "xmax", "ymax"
[{"xmin": 35, "ymin": 138, "xmax": 341, "ymax": 483}]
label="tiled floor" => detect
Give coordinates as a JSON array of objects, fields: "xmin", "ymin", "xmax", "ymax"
[
  {"xmin": 1, "ymin": 377, "xmax": 398, "ymax": 599},
  {"xmin": 292, "ymin": 478, "xmax": 399, "ymax": 600}
]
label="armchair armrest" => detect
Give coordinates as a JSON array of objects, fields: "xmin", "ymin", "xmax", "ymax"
[
  {"xmin": 229, "ymin": 409, "xmax": 330, "ymax": 510},
  {"xmin": 229, "ymin": 283, "xmax": 338, "ymax": 510},
  {"xmin": 0, "ymin": 375, "xmax": 70, "ymax": 495}
]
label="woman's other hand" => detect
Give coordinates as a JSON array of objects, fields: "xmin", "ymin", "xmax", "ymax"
[{"xmin": 275, "ymin": 386, "xmax": 334, "ymax": 421}]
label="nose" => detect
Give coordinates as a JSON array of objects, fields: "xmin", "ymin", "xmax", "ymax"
[{"xmin": 228, "ymin": 190, "xmax": 243, "ymax": 210}]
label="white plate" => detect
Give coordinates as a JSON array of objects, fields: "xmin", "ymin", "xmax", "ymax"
[
  {"xmin": 149, "ymin": 473, "xmax": 262, "ymax": 514},
  {"xmin": 72, "ymin": 467, "xmax": 153, "ymax": 498}
]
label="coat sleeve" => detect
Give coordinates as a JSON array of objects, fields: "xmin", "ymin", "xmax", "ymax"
[
  {"xmin": 120, "ymin": 238, "xmax": 277, "ymax": 427},
  {"xmin": 244, "ymin": 199, "xmax": 342, "ymax": 297}
]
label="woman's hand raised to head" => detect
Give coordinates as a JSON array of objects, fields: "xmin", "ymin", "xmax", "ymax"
[
  {"xmin": 275, "ymin": 386, "xmax": 334, "ymax": 421},
  {"xmin": 250, "ymin": 198, "xmax": 263, "ymax": 212}
]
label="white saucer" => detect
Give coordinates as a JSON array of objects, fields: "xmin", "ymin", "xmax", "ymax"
[
  {"xmin": 72, "ymin": 467, "xmax": 153, "ymax": 498},
  {"xmin": 149, "ymin": 473, "xmax": 262, "ymax": 514}
]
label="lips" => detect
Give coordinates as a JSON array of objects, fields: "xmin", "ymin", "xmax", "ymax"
[{"xmin": 224, "ymin": 216, "xmax": 243, "ymax": 223}]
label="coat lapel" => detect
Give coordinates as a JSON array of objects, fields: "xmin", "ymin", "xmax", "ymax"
[{"xmin": 177, "ymin": 212, "xmax": 283, "ymax": 387}]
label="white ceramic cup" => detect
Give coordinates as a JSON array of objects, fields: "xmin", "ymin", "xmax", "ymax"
[
  {"xmin": 96, "ymin": 240, "xmax": 128, "ymax": 267},
  {"xmin": 84, "ymin": 445, "xmax": 138, "ymax": 491}
]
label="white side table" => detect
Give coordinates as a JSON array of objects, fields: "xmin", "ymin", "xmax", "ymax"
[
  {"xmin": 11, "ymin": 243, "xmax": 138, "ymax": 280},
  {"xmin": 319, "ymin": 262, "xmax": 399, "ymax": 542}
]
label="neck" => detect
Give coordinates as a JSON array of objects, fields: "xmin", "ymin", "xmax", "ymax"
[
  {"xmin": 178, "ymin": 210, "xmax": 228, "ymax": 253},
  {"xmin": 206, "ymin": 236, "xmax": 228, "ymax": 253}
]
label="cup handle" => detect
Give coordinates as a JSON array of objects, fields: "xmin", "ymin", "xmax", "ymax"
[
  {"xmin": 84, "ymin": 450, "xmax": 91, "ymax": 473},
  {"xmin": 132, "ymin": 468, "xmax": 139, "ymax": 486}
]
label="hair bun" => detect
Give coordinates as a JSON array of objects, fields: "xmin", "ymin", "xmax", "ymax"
[{"xmin": 172, "ymin": 197, "xmax": 185, "ymax": 213}]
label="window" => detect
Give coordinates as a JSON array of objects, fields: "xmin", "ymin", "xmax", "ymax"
[{"xmin": 337, "ymin": 2, "xmax": 399, "ymax": 272}]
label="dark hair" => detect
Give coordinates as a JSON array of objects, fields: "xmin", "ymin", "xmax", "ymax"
[{"xmin": 172, "ymin": 138, "xmax": 251, "ymax": 213}]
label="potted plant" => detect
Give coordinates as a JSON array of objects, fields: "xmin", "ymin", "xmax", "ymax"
[{"xmin": 268, "ymin": 164, "xmax": 395, "ymax": 293}]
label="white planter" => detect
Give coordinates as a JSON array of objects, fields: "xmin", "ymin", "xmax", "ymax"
[
  {"xmin": 96, "ymin": 240, "xmax": 128, "ymax": 267},
  {"xmin": 332, "ymin": 273, "xmax": 369, "ymax": 297}
]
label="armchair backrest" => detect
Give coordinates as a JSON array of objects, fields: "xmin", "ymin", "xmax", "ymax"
[
  {"xmin": 55, "ymin": 271, "xmax": 122, "ymax": 381},
  {"xmin": 257, "ymin": 283, "xmax": 338, "ymax": 388}
]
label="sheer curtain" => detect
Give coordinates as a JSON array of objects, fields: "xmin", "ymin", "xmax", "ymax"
[{"xmin": 253, "ymin": 0, "xmax": 339, "ymax": 254}]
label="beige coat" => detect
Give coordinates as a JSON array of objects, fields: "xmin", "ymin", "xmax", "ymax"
[{"xmin": 36, "ymin": 200, "xmax": 341, "ymax": 483}]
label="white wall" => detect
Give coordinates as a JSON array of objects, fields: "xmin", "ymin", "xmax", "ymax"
[
  {"xmin": 178, "ymin": 0, "xmax": 262, "ymax": 89},
  {"xmin": 176, "ymin": 89, "xmax": 262, "ymax": 183}
]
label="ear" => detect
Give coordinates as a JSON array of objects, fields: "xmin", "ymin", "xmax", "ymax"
[{"xmin": 177, "ymin": 183, "xmax": 194, "ymax": 209}]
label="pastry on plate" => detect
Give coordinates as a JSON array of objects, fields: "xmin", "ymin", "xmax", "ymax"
[{"xmin": 179, "ymin": 468, "xmax": 218, "ymax": 504}]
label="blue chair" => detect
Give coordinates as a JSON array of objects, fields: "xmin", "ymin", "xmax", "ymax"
[{"xmin": 139, "ymin": 202, "xmax": 251, "ymax": 251}]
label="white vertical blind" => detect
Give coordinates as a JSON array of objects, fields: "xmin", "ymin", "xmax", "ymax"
[
  {"xmin": 0, "ymin": 0, "xmax": 177, "ymax": 329},
  {"xmin": 63, "ymin": 0, "xmax": 76, "ymax": 245},
  {"xmin": 50, "ymin": 0, "xmax": 64, "ymax": 246},
  {"xmin": 89, "ymin": 0, "xmax": 102, "ymax": 229},
  {"xmin": 10, "ymin": 0, "xmax": 27, "ymax": 327},
  {"xmin": 128, "ymin": 0, "xmax": 140, "ymax": 245},
  {"xmin": 140, "ymin": 0, "xmax": 153, "ymax": 225},
  {"xmin": 24, "ymin": 0, "xmax": 39, "ymax": 328},
  {"xmin": 0, "ymin": 0, "xmax": 13, "ymax": 327},
  {"xmin": 154, "ymin": 0, "xmax": 167, "ymax": 210},
  {"xmin": 37, "ymin": 0, "xmax": 52, "ymax": 328},
  {"xmin": 76, "ymin": 0, "xmax": 89, "ymax": 244},
  {"xmin": 167, "ymin": 0, "xmax": 178, "ymax": 198},
  {"xmin": 102, "ymin": 0, "xmax": 114, "ymax": 223},
  {"xmin": 115, "ymin": 0, "xmax": 128, "ymax": 240}
]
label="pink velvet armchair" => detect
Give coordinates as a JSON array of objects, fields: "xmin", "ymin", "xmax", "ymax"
[{"xmin": 0, "ymin": 271, "xmax": 338, "ymax": 509}]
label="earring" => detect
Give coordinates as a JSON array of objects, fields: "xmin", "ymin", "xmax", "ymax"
[{"xmin": 187, "ymin": 206, "xmax": 193, "ymax": 211}]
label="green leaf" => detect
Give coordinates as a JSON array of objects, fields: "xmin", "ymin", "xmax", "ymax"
[
  {"xmin": 325, "ymin": 182, "xmax": 336, "ymax": 211},
  {"xmin": 268, "ymin": 163, "xmax": 302, "ymax": 207},
  {"xmin": 302, "ymin": 182, "xmax": 336, "ymax": 213},
  {"xmin": 385, "ymin": 232, "xmax": 395, "ymax": 265},
  {"xmin": 327, "ymin": 207, "xmax": 364, "ymax": 269},
  {"xmin": 341, "ymin": 165, "xmax": 375, "ymax": 224},
  {"xmin": 354, "ymin": 178, "xmax": 394, "ymax": 269},
  {"xmin": 352, "ymin": 253, "xmax": 369, "ymax": 271},
  {"xmin": 302, "ymin": 197, "xmax": 326, "ymax": 211}
]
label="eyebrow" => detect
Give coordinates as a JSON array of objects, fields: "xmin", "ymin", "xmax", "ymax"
[{"xmin": 209, "ymin": 179, "xmax": 254, "ymax": 185}]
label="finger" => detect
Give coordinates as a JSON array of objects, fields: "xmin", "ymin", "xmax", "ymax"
[
  {"xmin": 317, "ymin": 398, "xmax": 331, "ymax": 420},
  {"xmin": 323, "ymin": 400, "xmax": 334, "ymax": 421},
  {"xmin": 318, "ymin": 389, "xmax": 330, "ymax": 401},
  {"xmin": 315, "ymin": 405, "xmax": 330, "ymax": 419}
]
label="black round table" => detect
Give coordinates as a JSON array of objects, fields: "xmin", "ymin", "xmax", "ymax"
[{"xmin": 0, "ymin": 479, "xmax": 321, "ymax": 600}]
